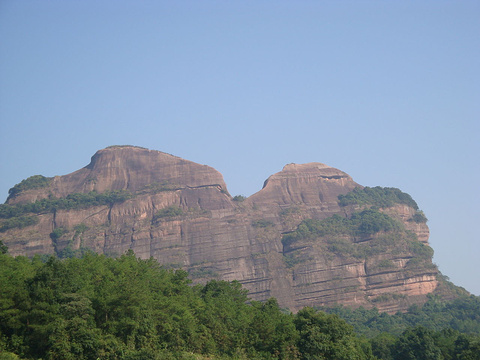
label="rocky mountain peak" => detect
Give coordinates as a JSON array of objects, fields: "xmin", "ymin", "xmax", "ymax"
[
  {"xmin": 84, "ymin": 145, "xmax": 227, "ymax": 192},
  {"xmin": 250, "ymin": 162, "xmax": 359, "ymax": 210},
  {"xmin": 8, "ymin": 146, "xmax": 228, "ymax": 205},
  {"xmin": 0, "ymin": 147, "xmax": 448, "ymax": 313}
]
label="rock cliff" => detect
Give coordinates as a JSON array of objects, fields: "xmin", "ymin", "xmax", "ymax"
[{"xmin": 1, "ymin": 146, "xmax": 442, "ymax": 312}]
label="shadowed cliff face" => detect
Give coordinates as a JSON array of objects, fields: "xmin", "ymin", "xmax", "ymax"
[{"xmin": 1, "ymin": 146, "xmax": 439, "ymax": 313}]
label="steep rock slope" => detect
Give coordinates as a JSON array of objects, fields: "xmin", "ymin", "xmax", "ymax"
[{"xmin": 1, "ymin": 146, "xmax": 440, "ymax": 312}]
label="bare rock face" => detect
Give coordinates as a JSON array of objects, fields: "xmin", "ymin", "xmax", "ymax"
[
  {"xmin": 1, "ymin": 146, "xmax": 440, "ymax": 313},
  {"xmin": 9, "ymin": 146, "xmax": 227, "ymax": 204},
  {"xmin": 249, "ymin": 163, "xmax": 358, "ymax": 211}
]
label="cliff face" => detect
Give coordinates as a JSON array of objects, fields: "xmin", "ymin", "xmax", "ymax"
[
  {"xmin": 1, "ymin": 146, "xmax": 439, "ymax": 313},
  {"xmin": 8, "ymin": 146, "xmax": 227, "ymax": 204}
]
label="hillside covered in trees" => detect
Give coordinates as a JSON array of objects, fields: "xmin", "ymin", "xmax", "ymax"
[{"xmin": 0, "ymin": 245, "xmax": 479, "ymax": 360}]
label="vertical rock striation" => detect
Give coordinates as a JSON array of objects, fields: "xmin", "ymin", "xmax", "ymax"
[{"xmin": 1, "ymin": 146, "xmax": 441, "ymax": 312}]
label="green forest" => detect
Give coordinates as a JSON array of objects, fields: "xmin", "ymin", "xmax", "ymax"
[
  {"xmin": 1, "ymin": 186, "xmax": 479, "ymax": 359},
  {"xmin": 1, "ymin": 242, "xmax": 479, "ymax": 360}
]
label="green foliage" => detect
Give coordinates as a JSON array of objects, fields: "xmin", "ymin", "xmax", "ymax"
[
  {"xmin": 351, "ymin": 209, "xmax": 402, "ymax": 235},
  {"xmin": 251, "ymin": 219, "xmax": 275, "ymax": 228},
  {"xmin": 0, "ymin": 190, "xmax": 133, "ymax": 223},
  {"xmin": 453, "ymin": 334, "xmax": 480, "ymax": 360},
  {"xmin": 370, "ymin": 332, "xmax": 396, "ymax": 360},
  {"xmin": 284, "ymin": 252, "xmax": 312, "ymax": 268},
  {"xmin": 369, "ymin": 327, "xmax": 480, "ymax": 360},
  {"xmin": 338, "ymin": 186, "xmax": 419, "ymax": 210},
  {"xmin": 371, "ymin": 293, "xmax": 406, "ymax": 304},
  {"xmin": 280, "ymin": 207, "xmax": 300, "ymax": 216},
  {"xmin": 408, "ymin": 240, "xmax": 434, "ymax": 260},
  {"xmin": 50, "ymin": 227, "xmax": 69, "ymax": 241},
  {"xmin": 7, "ymin": 175, "xmax": 51, "ymax": 200},
  {"xmin": 189, "ymin": 267, "xmax": 219, "ymax": 279},
  {"xmin": 248, "ymin": 298, "xmax": 299, "ymax": 359},
  {"xmin": 377, "ymin": 259, "xmax": 395, "ymax": 269},
  {"xmin": 320, "ymin": 295, "xmax": 480, "ymax": 339},
  {"xmin": 0, "ymin": 251, "xmax": 383, "ymax": 360},
  {"xmin": 0, "ymin": 352, "xmax": 21, "ymax": 359},
  {"xmin": 0, "ymin": 249, "xmax": 476, "ymax": 360},
  {"xmin": 393, "ymin": 326, "xmax": 443, "ymax": 360},
  {"xmin": 74, "ymin": 223, "xmax": 89, "ymax": 234},
  {"xmin": 138, "ymin": 181, "xmax": 177, "ymax": 194},
  {"xmin": 0, "ymin": 240, "xmax": 7, "ymax": 254},
  {"xmin": 318, "ymin": 301, "xmax": 480, "ymax": 360},
  {"xmin": 0, "ymin": 215, "xmax": 39, "ymax": 232},
  {"xmin": 281, "ymin": 208, "xmax": 436, "ymax": 273},
  {"xmin": 294, "ymin": 307, "xmax": 373, "ymax": 360},
  {"xmin": 326, "ymin": 237, "xmax": 358, "ymax": 258},
  {"xmin": 282, "ymin": 209, "xmax": 402, "ymax": 249},
  {"xmin": 197, "ymin": 280, "xmax": 253, "ymax": 355},
  {"xmin": 232, "ymin": 195, "xmax": 246, "ymax": 202},
  {"xmin": 411, "ymin": 211, "xmax": 428, "ymax": 223},
  {"xmin": 153, "ymin": 206, "xmax": 184, "ymax": 221}
]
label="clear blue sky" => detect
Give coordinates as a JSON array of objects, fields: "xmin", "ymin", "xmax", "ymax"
[{"xmin": 1, "ymin": 1, "xmax": 479, "ymax": 295}]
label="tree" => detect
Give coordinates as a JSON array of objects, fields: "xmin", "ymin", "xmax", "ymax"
[
  {"xmin": 198, "ymin": 280, "xmax": 252, "ymax": 355},
  {"xmin": 247, "ymin": 298, "xmax": 299, "ymax": 359},
  {"xmin": 0, "ymin": 240, "xmax": 7, "ymax": 254},
  {"xmin": 370, "ymin": 333, "xmax": 396, "ymax": 360},
  {"xmin": 294, "ymin": 307, "xmax": 373, "ymax": 360},
  {"xmin": 393, "ymin": 326, "xmax": 443, "ymax": 360},
  {"xmin": 454, "ymin": 334, "xmax": 480, "ymax": 360}
]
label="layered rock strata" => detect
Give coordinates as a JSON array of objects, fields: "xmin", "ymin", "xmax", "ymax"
[{"xmin": 1, "ymin": 146, "xmax": 438, "ymax": 313}]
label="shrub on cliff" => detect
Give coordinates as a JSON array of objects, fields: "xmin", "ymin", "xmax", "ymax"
[
  {"xmin": 153, "ymin": 205, "xmax": 184, "ymax": 220},
  {"xmin": 232, "ymin": 195, "xmax": 246, "ymax": 202},
  {"xmin": 295, "ymin": 307, "xmax": 373, "ymax": 360},
  {"xmin": 7, "ymin": 175, "xmax": 51, "ymax": 200},
  {"xmin": 338, "ymin": 187, "xmax": 419, "ymax": 210},
  {"xmin": 282, "ymin": 209, "xmax": 402, "ymax": 248},
  {"xmin": 0, "ymin": 215, "xmax": 39, "ymax": 232},
  {"xmin": 0, "ymin": 190, "xmax": 133, "ymax": 220},
  {"xmin": 0, "ymin": 240, "xmax": 7, "ymax": 254},
  {"xmin": 411, "ymin": 210, "xmax": 428, "ymax": 223}
]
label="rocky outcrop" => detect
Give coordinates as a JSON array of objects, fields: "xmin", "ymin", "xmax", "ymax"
[
  {"xmin": 8, "ymin": 146, "xmax": 228, "ymax": 205},
  {"xmin": 1, "ymin": 146, "xmax": 440, "ymax": 313}
]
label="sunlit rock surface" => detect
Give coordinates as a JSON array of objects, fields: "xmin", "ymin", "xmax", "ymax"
[{"xmin": 1, "ymin": 146, "xmax": 439, "ymax": 313}]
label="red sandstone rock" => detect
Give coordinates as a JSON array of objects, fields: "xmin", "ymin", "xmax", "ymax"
[{"xmin": 1, "ymin": 146, "xmax": 440, "ymax": 313}]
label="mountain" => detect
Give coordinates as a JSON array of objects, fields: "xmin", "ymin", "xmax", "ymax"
[{"xmin": 0, "ymin": 145, "xmax": 460, "ymax": 313}]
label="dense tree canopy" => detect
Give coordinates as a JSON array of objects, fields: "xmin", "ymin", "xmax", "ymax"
[
  {"xmin": 0, "ymin": 248, "xmax": 478, "ymax": 359},
  {"xmin": 337, "ymin": 187, "xmax": 419, "ymax": 210}
]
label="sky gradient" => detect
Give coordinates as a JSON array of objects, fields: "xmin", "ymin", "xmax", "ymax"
[{"xmin": 1, "ymin": 1, "xmax": 479, "ymax": 295}]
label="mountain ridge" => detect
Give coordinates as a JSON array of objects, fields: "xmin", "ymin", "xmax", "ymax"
[{"xmin": 0, "ymin": 146, "xmax": 461, "ymax": 313}]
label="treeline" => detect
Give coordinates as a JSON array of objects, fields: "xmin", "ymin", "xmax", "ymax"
[
  {"xmin": 319, "ymin": 296, "xmax": 480, "ymax": 359},
  {"xmin": 0, "ymin": 190, "xmax": 133, "ymax": 220},
  {"xmin": 337, "ymin": 187, "xmax": 428, "ymax": 224},
  {"xmin": 0, "ymin": 249, "xmax": 372, "ymax": 360},
  {"xmin": 1, "ymin": 246, "xmax": 479, "ymax": 360},
  {"xmin": 338, "ymin": 187, "xmax": 419, "ymax": 210},
  {"xmin": 320, "ymin": 295, "xmax": 480, "ymax": 338},
  {"xmin": 1, "ymin": 178, "xmax": 179, "ymax": 232}
]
